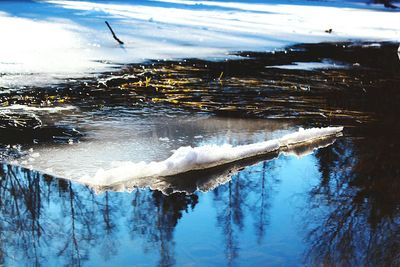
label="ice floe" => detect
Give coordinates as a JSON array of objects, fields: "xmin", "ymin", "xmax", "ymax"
[{"xmin": 80, "ymin": 126, "xmax": 343, "ymax": 186}]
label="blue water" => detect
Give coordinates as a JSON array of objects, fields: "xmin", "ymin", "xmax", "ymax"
[{"xmin": 1, "ymin": 134, "xmax": 397, "ymax": 266}]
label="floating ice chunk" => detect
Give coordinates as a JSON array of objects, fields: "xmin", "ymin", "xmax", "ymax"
[
  {"xmin": 80, "ymin": 126, "xmax": 343, "ymax": 186},
  {"xmin": 98, "ymin": 134, "xmax": 339, "ymax": 194},
  {"xmin": 85, "ymin": 139, "xmax": 280, "ymax": 186}
]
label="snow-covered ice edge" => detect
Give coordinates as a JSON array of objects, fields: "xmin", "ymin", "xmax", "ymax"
[
  {"xmin": 98, "ymin": 131, "xmax": 339, "ymax": 195},
  {"xmin": 79, "ymin": 126, "xmax": 343, "ymax": 187}
]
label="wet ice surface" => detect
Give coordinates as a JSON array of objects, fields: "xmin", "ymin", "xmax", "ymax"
[{"xmin": 15, "ymin": 107, "xmax": 293, "ymax": 182}]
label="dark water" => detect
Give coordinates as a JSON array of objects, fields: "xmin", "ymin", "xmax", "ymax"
[{"xmin": 0, "ymin": 42, "xmax": 399, "ymax": 266}]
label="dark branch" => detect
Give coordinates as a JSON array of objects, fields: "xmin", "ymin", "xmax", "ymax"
[{"xmin": 105, "ymin": 21, "xmax": 124, "ymax": 45}]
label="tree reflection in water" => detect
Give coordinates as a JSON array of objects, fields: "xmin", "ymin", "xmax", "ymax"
[
  {"xmin": 129, "ymin": 190, "xmax": 198, "ymax": 267},
  {"xmin": 212, "ymin": 160, "xmax": 278, "ymax": 266},
  {"xmin": 306, "ymin": 130, "xmax": 400, "ymax": 266},
  {"xmin": 0, "ymin": 131, "xmax": 399, "ymax": 266},
  {"xmin": 0, "ymin": 164, "xmax": 199, "ymax": 266},
  {"xmin": 0, "ymin": 166, "xmax": 97, "ymax": 266}
]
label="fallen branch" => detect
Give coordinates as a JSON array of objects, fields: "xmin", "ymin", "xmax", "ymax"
[{"xmin": 105, "ymin": 21, "xmax": 124, "ymax": 45}]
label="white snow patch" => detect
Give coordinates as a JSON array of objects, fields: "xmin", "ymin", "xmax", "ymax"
[
  {"xmin": 0, "ymin": 104, "xmax": 77, "ymax": 113},
  {"xmin": 80, "ymin": 126, "xmax": 343, "ymax": 186},
  {"xmin": 266, "ymin": 60, "xmax": 349, "ymax": 70},
  {"xmin": 398, "ymin": 45, "xmax": 400, "ymax": 61},
  {"xmin": 361, "ymin": 43, "xmax": 382, "ymax": 48},
  {"xmin": 0, "ymin": 13, "xmax": 105, "ymax": 87}
]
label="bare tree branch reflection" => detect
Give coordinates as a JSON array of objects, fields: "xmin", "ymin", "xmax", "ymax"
[
  {"xmin": 0, "ymin": 165, "xmax": 121, "ymax": 266},
  {"xmin": 129, "ymin": 189, "xmax": 198, "ymax": 267},
  {"xmin": 305, "ymin": 132, "xmax": 400, "ymax": 266},
  {"xmin": 0, "ymin": 135, "xmax": 351, "ymax": 266},
  {"xmin": 212, "ymin": 160, "xmax": 279, "ymax": 266}
]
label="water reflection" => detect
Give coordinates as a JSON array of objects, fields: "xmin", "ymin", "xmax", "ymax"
[
  {"xmin": 305, "ymin": 131, "xmax": 400, "ymax": 266},
  {"xmin": 211, "ymin": 160, "xmax": 277, "ymax": 267},
  {"xmin": 0, "ymin": 164, "xmax": 197, "ymax": 266},
  {"xmin": 0, "ymin": 166, "xmax": 95, "ymax": 265},
  {"xmin": 0, "ymin": 132, "xmax": 399, "ymax": 266},
  {"xmin": 130, "ymin": 190, "xmax": 198, "ymax": 267}
]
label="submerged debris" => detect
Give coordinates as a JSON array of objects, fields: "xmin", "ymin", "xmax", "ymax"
[
  {"xmin": 0, "ymin": 110, "xmax": 82, "ymax": 145},
  {"xmin": 0, "ymin": 111, "xmax": 42, "ymax": 130},
  {"xmin": 0, "ymin": 144, "xmax": 26, "ymax": 161}
]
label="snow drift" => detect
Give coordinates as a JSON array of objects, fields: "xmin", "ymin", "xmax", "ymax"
[
  {"xmin": 80, "ymin": 126, "xmax": 343, "ymax": 186},
  {"xmin": 1, "ymin": 0, "xmax": 399, "ymax": 87}
]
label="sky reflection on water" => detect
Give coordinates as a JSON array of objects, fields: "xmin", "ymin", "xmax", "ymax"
[{"xmin": 0, "ymin": 133, "xmax": 398, "ymax": 266}]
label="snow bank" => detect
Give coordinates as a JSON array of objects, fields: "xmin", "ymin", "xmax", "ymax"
[
  {"xmin": 0, "ymin": 0, "xmax": 399, "ymax": 87},
  {"xmin": 80, "ymin": 126, "xmax": 343, "ymax": 186},
  {"xmin": 0, "ymin": 11, "xmax": 104, "ymax": 87}
]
